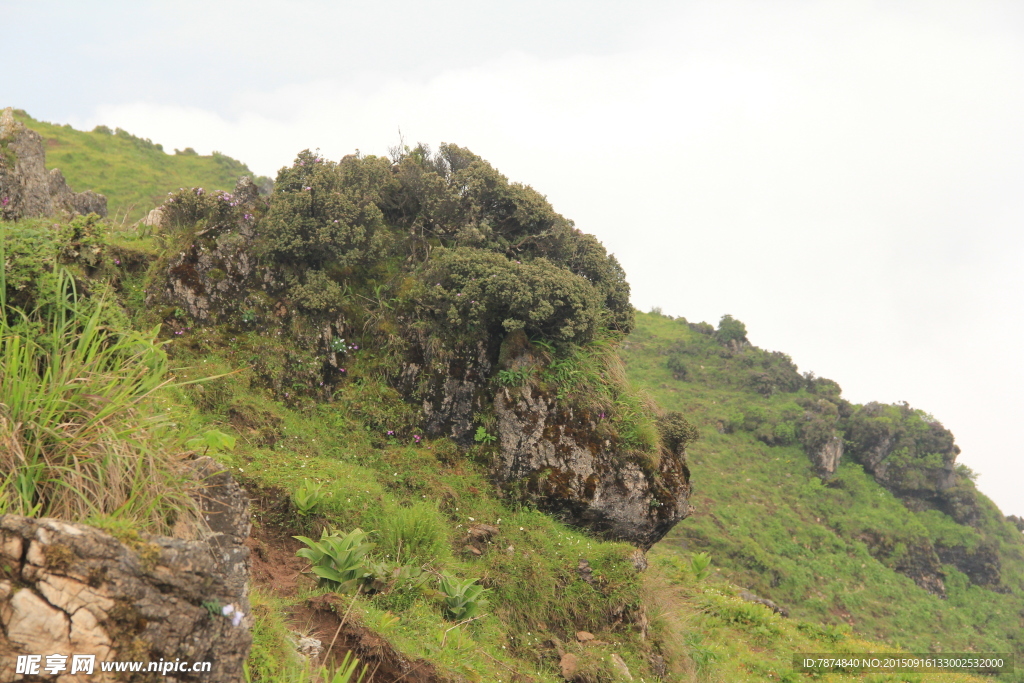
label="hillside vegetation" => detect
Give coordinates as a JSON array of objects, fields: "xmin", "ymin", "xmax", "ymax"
[
  {"xmin": 0, "ymin": 113, "xmax": 1019, "ymax": 682},
  {"xmin": 623, "ymin": 311, "xmax": 1024, "ymax": 679},
  {"xmin": 6, "ymin": 108, "xmax": 269, "ymax": 224}
]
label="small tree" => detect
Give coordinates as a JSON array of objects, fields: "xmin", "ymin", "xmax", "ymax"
[{"xmin": 715, "ymin": 314, "xmax": 748, "ymax": 344}]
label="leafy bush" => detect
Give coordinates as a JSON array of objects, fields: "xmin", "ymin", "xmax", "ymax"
[
  {"xmin": 411, "ymin": 247, "xmax": 603, "ymax": 345},
  {"xmin": 382, "ymin": 144, "xmax": 633, "ymax": 334},
  {"xmin": 294, "ymin": 528, "xmax": 372, "ymax": 593},
  {"xmin": 666, "ymin": 353, "xmax": 688, "ymax": 380},
  {"xmin": 657, "ymin": 411, "xmax": 700, "ymax": 456},
  {"xmin": 797, "ymin": 399, "xmax": 840, "ymax": 453},
  {"xmin": 715, "ymin": 314, "xmax": 748, "ymax": 344},
  {"xmin": 163, "ymin": 186, "xmax": 242, "ymax": 231},
  {"xmin": 259, "ymin": 150, "xmax": 392, "ymax": 271},
  {"xmin": 438, "ymin": 574, "xmax": 489, "ymax": 621}
]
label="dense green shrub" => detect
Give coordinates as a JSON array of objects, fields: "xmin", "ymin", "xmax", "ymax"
[
  {"xmin": 715, "ymin": 314, "xmax": 748, "ymax": 344},
  {"xmin": 843, "ymin": 402, "xmax": 960, "ymax": 480},
  {"xmin": 798, "ymin": 398, "xmax": 841, "ymax": 453},
  {"xmin": 259, "ymin": 150, "xmax": 392, "ymax": 271},
  {"xmin": 657, "ymin": 411, "xmax": 700, "ymax": 455},
  {"xmin": 666, "ymin": 352, "xmax": 688, "ymax": 380},
  {"xmin": 411, "ymin": 247, "xmax": 603, "ymax": 344},
  {"xmin": 382, "ymin": 144, "xmax": 633, "ymax": 335},
  {"xmin": 163, "ymin": 185, "xmax": 241, "ymax": 230}
]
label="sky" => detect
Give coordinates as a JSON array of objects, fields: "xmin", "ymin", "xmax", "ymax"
[{"xmin": 6, "ymin": 0, "xmax": 1023, "ymax": 517}]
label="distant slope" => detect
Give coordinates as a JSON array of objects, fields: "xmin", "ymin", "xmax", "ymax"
[
  {"xmin": 623, "ymin": 311, "xmax": 1024, "ymax": 679},
  {"xmin": 8, "ymin": 109, "xmax": 268, "ymax": 224}
]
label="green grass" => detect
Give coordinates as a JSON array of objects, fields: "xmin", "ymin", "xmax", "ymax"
[
  {"xmin": 8, "ymin": 109, "xmax": 268, "ymax": 224},
  {"xmin": 622, "ymin": 311, "xmax": 1024, "ymax": 681},
  {"xmin": 0, "ymin": 224, "xmax": 202, "ymax": 534}
]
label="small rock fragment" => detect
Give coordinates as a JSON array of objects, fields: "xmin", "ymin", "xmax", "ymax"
[
  {"xmin": 559, "ymin": 652, "xmax": 578, "ymax": 679},
  {"xmin": 610, "ymin": 653, "xmax": 634, "ymax": 680}
]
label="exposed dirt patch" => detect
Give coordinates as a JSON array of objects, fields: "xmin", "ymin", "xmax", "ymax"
[
  {"xmin": 291, "ymin": 593, "xmax": 445, "ymax": 683},
  {"xmin": 245, "ymin": 481, "xmax": 317, "ymax": 597},
  {"xmin": 247, "ymin": 521, "xmax": 311, "ymax": 597}
]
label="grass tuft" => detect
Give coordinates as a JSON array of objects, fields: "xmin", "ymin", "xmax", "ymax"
[{"xmin": 0, "ymin": 237, "xmax": 201, "ymax": 535}]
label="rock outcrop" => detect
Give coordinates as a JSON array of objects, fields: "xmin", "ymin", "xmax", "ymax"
[
  {"xmin": 493, "ymin": 383, "xmax": 691, "ymax": 549},
  {"xmin": 0, "ymin": 462, "xmax": 251, "ymax": 682},
  {"xmin": 935, "ymin": 541, "xmax": 1003, "ymax": 589},
  {"xmin": 739, "ymin": 589, "xmax": 789, "ymax": 617},
  {"xmin": 809, "ymin": 434, "xmax": 843, "ymax": 479},
  {"xmin": 0, "ymin": 108, "xmax": 107, "ymax": 220},
  {"xmin": 396, "ymin": 335, "xmax": 497, "ymax": 444}
]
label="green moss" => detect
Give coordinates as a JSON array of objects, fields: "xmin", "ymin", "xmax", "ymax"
[{"xmin": 42, "ymin": 544, "xmax": 75, "ymax": 572}]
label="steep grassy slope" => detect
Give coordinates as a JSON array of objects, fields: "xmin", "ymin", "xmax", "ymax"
[
  {"xmin": 623, "ymin": 311, "xmax": 1024, "ymax": 680},
  {"xmin": 7, "ymin": 109, "xmax": 269, "ymax": 223}
]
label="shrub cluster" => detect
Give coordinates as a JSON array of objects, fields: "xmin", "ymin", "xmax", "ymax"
[
  {"xmin": 259, "ymin": 150, "xmax": 392, "ymax": 271},
  {"xmin": 241, "ymin": 145, "xmax": 633, "ymax": 348},
  {"xmin": 412, "ymin": 247, "xmax": 603, "ymax": 344}
]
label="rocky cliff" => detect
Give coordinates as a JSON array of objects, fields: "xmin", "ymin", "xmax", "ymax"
[{"xmin": 0, "ymin": 108, "xmax": 106, "ymax": 221}]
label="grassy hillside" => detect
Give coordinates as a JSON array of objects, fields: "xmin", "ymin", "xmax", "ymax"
[
  {"xmin": 622, "ymin": 311, "xmax": 1024, "ymax": 679},
  {"xmin": 7, "ymin": 109, "xmax": 269, "ymax": 223},
  {"xmin": 1, "ymin": 126, "xmax": 1019, "ymax": 682},
  {"xmin": 0, "ymin": 217, "xmax": 998, "ymax": 682}
]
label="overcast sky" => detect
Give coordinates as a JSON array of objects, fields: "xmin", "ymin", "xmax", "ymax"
[{"xmin": 7, "ymin": 0, "xmax": 1023, "ymax": 517}]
